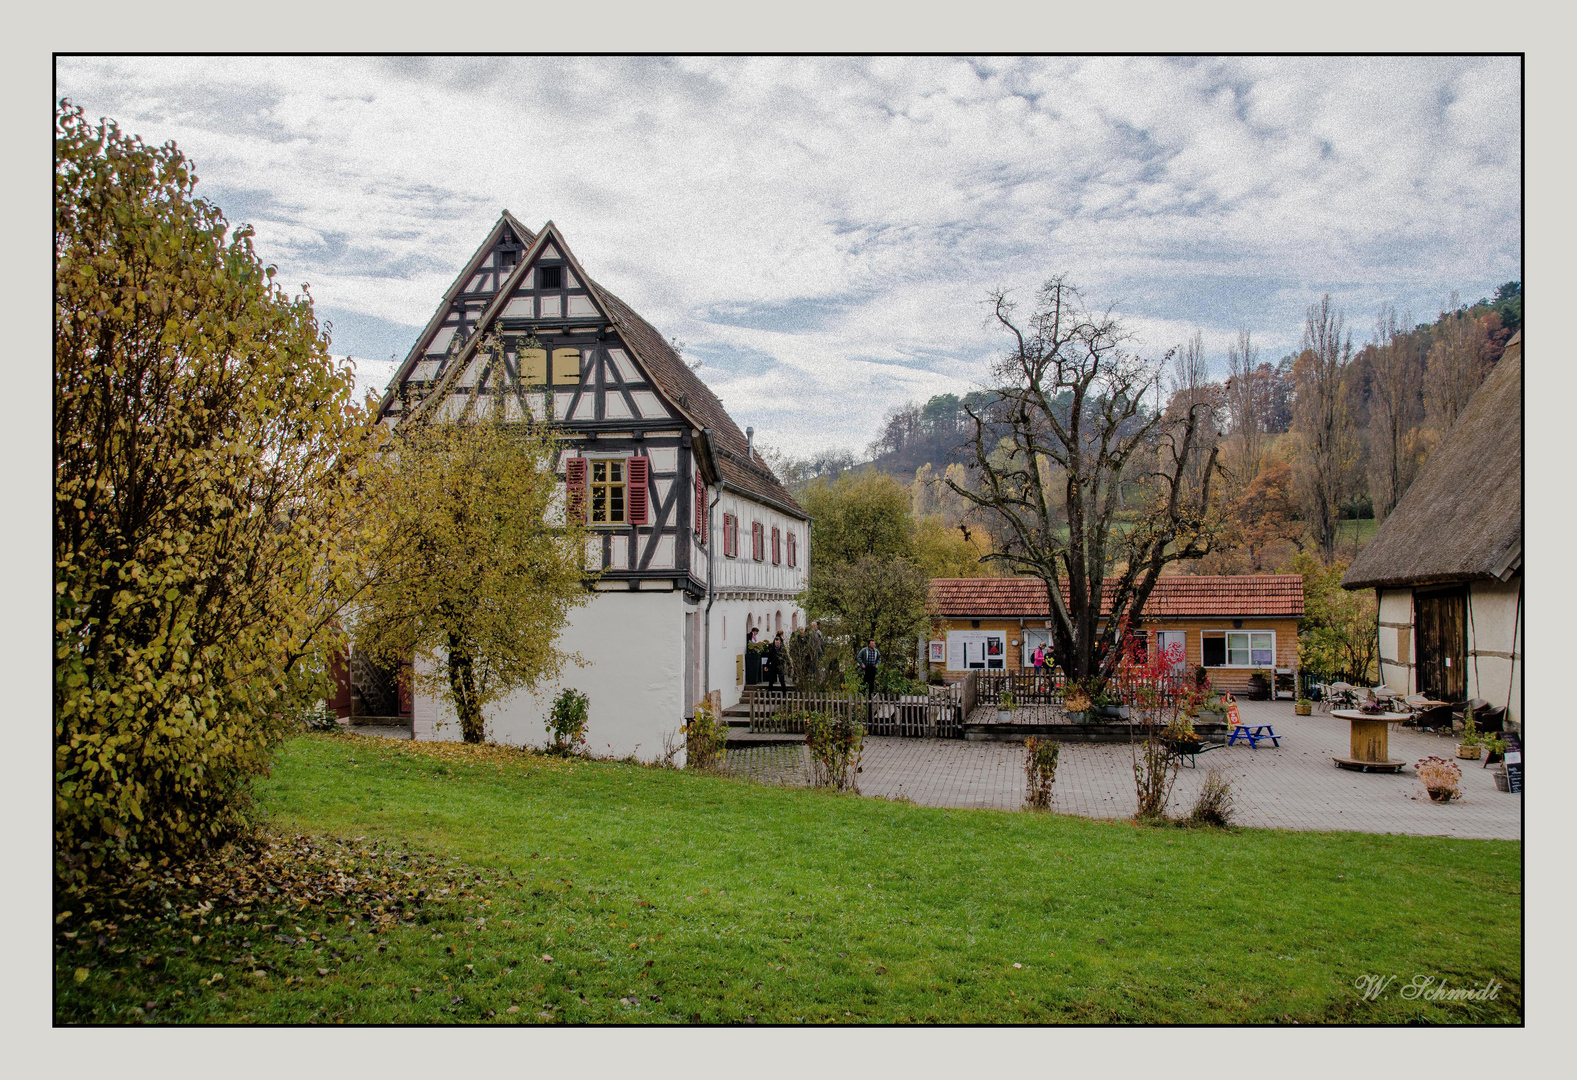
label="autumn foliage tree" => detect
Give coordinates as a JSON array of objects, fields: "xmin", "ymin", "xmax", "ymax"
[
  {"xmin": 354, "ymin": 353, "xmax": 592, "ymax": 744},
  {"xmin": 54, "ymin": 103, "xmax": 375, "ymax": 882}
]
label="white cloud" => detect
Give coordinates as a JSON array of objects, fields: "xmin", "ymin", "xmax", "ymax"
[{"xmin": 57, "ymin": 56, "xmax": 1520, "ymax": 457}]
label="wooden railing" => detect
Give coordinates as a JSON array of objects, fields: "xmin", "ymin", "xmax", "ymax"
[
  {"xmin": 747, "ymin": 686, "xmax": 964, "ymax": 739},
  {"xmin": 971, "ymin": 668, "xmax": 1190, "ymax": 712}
]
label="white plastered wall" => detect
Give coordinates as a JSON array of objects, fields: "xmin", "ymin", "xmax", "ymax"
[
  {"xmin": 1376, "ymin": 589, "xmax": 1416, "ymax": 694},
  {"xmin": 1467, "ymin": 577, "xmax": 1523, "ymax": 731},
  {"xmin": 413, "ymin": 590, "xmax": 687, "ymax": 763}
]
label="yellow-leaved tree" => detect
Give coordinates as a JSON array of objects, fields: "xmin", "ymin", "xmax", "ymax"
[
  {"xmin": 355, "ymin": 356, "xmax": 593, "ymax": 744},
  {"xmin": 54, "ymin": 102, "xmax": 376, "ymax": 883}
]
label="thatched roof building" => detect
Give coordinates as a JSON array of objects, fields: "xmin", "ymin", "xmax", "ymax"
[
  {"xmin": 1342, "ymin": 331, "xmax": 1522, "ymax": 591},
  {"xmin": 1340, "ymin": 332, "xmax": 1522, "ymax": 727}
]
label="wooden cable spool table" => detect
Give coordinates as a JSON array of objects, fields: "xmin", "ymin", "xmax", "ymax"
[{"xmin": 1331, "ymin": 710, "xmax": 1412, "ymax": 772}]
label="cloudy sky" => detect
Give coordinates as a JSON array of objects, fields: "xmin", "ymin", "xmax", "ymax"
[{"xmin": 56, "ymin": 56, "xmax": 1521, "ymax": 458}]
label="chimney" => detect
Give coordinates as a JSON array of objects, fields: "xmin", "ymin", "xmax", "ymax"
[{"xmin": 746, "ymin": 426, "xmax": 755, "ymax": 460}]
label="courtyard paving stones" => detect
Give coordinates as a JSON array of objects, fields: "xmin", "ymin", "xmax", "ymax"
[{"xmin": 720, "ymin": 699, "xmax": 1521, "ymax": 840}]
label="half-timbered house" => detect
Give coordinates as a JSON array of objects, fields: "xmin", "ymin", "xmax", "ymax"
[{"xmin": 375, "ymin": 212, "xmax": 808, "ymax": 760}]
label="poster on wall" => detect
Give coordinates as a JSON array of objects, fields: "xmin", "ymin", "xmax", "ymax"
[
  {"xmin": 929, "ymin": 640, "xmax": 945, "ymax": 664},
  {"xmin": 946, "ymin": 631, "xmax": 1006, "ymax": 671}
]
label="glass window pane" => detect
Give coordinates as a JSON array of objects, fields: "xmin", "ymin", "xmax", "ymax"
[
  {"xmin": 1227, "ymin": 632, "xmax": 1249, "ymax": 666},
  {"xmin": 592, "ymin": 461, "xmax": 606, "ymax": 482},
  {"xmin": 1251, "ymin": 633, "xmax": 1274, "ymax": 665},
  {"xmin": 610, "ymin": 488, "xmax": 624, "ymax": 520},
  {"xmin": 610, "ymin": 461, "xmax": 623, "ymax": 482}
]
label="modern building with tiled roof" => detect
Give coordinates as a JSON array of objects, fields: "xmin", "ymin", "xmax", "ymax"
[
  {"xmin": 928, "ymin": 575, "xmax": 1305, "ymax": 696},
  {"xmin": 369, "ymin": 213, "xmax": 807, "ymax": 760}
]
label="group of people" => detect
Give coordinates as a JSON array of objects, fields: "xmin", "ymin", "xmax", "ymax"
[{"xmin": 746, "ymin": 620, "xmax": 888, "ymax": 696}]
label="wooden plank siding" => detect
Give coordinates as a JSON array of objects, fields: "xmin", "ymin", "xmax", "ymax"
[{"xmin": 931, "ymin": 616, "xmax": 1301, "ymax": 694}]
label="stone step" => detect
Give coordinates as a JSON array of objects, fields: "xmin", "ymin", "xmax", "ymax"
[{"xmin": 725, "ymin": 731, "xmax": 806, "ymax": 747}]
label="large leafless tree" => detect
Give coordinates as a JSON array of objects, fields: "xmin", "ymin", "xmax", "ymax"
[
  {"xmin": 946, "ymin": 277, "xmax": 1224, "ymax": 693},
  {"xmin": 1224, "ymin": 328, "xmax": 1264, "ymax": 483},
  {"xmin": 1293, "ymin": 294, "xmax": 1356, "ymax": 560},
  {"xmin": 1365, "ymin": 304, "xmax": 1425, "ymax": 524}
]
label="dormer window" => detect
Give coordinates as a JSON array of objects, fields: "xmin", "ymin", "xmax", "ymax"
[{"xmin": 539, "ymin": 265, "xmax": 563, "ymax": 290}]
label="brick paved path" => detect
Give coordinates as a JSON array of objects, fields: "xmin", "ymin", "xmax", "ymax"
[{"xmin": 721, "ymin": 700, "xmax": 1521, "ymax": 840}]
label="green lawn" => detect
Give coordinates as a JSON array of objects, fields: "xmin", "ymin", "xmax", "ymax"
[{"xmin": 56, "ymin": 733, "xmax": 1521, "ymax": 1024}]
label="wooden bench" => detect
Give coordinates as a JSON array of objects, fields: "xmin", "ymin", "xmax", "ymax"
[{"xmin": 1223, "ymin": 694, "xmax": 1281, "ymax": 749}]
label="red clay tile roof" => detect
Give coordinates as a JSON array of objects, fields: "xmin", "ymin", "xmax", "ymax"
[{"xmin": 930, "ymin": 575, "xmax": 1305, "ymax": 619}]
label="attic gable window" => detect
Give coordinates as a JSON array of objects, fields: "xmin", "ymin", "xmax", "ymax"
[{"xmin": 539, "ymin": 265, "xmax": 563, "ymax": 290}]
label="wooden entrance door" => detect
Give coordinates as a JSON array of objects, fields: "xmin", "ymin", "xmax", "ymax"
[{"xmin": 1415, "ymin": 587, "xmax": 1466, "ymax": 702}]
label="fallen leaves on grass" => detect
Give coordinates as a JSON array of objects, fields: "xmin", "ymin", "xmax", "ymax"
[
  {"xmin": 347, "ymin": 733, "xmax": 577, "ymax": 776},
  {"xmin": 55, "ymin": 830, "xmax": 511, "ymax": 998}
]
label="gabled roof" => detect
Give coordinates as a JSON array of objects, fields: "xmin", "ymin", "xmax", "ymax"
[
  {"xmin": 1342, "ymin": 332, "xmax": 1523, "ymax": 591},
  {"xmin": 384, "ymin": 213, "xmax": 804, "ymax": 519},
  {"xmin": 930, "ymin": 575, "xmax": 1306, "ymax": 619}
]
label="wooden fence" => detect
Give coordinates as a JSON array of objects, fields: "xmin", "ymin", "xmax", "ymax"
[
  {"xmin": 969, "ymin": 668, "xmax": 1190, "ymax": 712},
  {"xmin": 748, "ymin": 686, "xmax": 964, "ymax": 739}
]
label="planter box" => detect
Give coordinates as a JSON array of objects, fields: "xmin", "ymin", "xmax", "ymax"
[
  {"xmin": 1456, "ymin": 744, "xmax": 1483, "ymax": 760},
  {"xmin": 1294, "ymin": 703, "xmax": 1313, "ymax": 716},
  {"xmin": 1198, "ymin": 709, "xmax": 1225, "ymax": 725}
]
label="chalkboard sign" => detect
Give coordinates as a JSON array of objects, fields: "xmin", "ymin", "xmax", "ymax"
[{"xmin": 1502, "ymin": 732, "xmax": 1522, "ymax": 793}]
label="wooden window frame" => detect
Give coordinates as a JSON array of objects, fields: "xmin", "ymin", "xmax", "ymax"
[
  {"xmin": 1200, "ymin": 628, "xmax": 1276, "ymax": 668},
  {"xmin": 588, "ymin": 458, "xmax": 627, "ymax": 526}
]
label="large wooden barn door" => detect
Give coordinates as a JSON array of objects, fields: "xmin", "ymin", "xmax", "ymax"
[{"xmin": 1415, "ymin": 587, "xmax": 1467, "ymax": 702}]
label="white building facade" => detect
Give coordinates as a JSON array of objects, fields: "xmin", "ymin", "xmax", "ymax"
[{"xmin": 383, "ymin": 213, "xmax": 807, "ymax": 760}]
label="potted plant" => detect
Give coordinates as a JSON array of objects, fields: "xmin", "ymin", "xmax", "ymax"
[
  {"xmin": 997, "ymin": 687, "xmax": 1017, "ymax": 725},
  {"xmin": 1091, "ymin": 688, "xmax": 1129, "ymax": 720},
  {"xmin": 1456, "ymin": 713, "xmax": 1483, "ymax": 760},
  {"xmin": 1484, "ymin": 734, "xmax": 1507, "ymax": 765},
  {"xmin": 1063, "ymin": 686, "xmax": 1091, "ymax": 723},
  {"xmin": 1197, "ymin": 691, "xmax": 1225, "ymax": 725},
  {"xmin": 1294, "ymin": 697, "xmax": 1313, "ymax": 716},
  {"xmin": 1415, "ymin": 755, "xmax": 1462, "ymax": 802}
]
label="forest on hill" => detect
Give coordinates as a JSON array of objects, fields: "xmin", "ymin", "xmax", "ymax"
[{"xmin": 765, "ymin": 281, "xmax": 1520, "ymax": 580}]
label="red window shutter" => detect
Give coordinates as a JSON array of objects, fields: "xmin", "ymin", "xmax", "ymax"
[
  {"xmin": 787, "ymin": 531, "xmax": 796, "ymax": 567},
  {"xmin": 565, "ymin": 456, "xmax": 587, "ymax": 522},
  {"xmin": 695, "ymin": 474, "xmax": 706, "ymax": 540},
  {"xmin": 627, "ymin": 456, "xmax": 650, "ymax": 525},
  {"xmin": 723, "ymin": 513, "xmax": 735, "ymax": 556},
  {"xmin": 752, "ymin": 522, "xmax": 764, "ymax": 561},
  {"xmin": 772, "ymin": 527, "xmax": 781, "ymax": 565}
]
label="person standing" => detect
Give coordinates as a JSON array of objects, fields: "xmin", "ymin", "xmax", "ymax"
[
  {"xmin": 768, "ymin": 632, "xmax": 788, "ymax": 691},
  {"xmin": 857, "ymin": 639, "xmax": 880, "ymax": 696}
]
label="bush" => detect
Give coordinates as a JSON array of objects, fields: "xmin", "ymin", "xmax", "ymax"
[
  {"xmin": 545, "ymin": 688, "xmax": 589, "ymax": 756},
  {"xmin": 54, "ymin": 103, "xmax": 373, "ymax": 884},
  {"xmin": 1131, "ymin": 736, "xmax": 1178, "ymax": 821},
  {"xmin": 803, "ymin": 710, "xmax": 864, "ymax": 792},
  {"xmin": 1187, "ymin": 766, "xmax": 1236, "ymax": 827},
  {"xmin": 1023, "ymin": 737, "xmax": 1060, "ymax": 809},
  {"xmin": 683, "ymin": 698, "xmax": 728, "ymax": 769}
]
